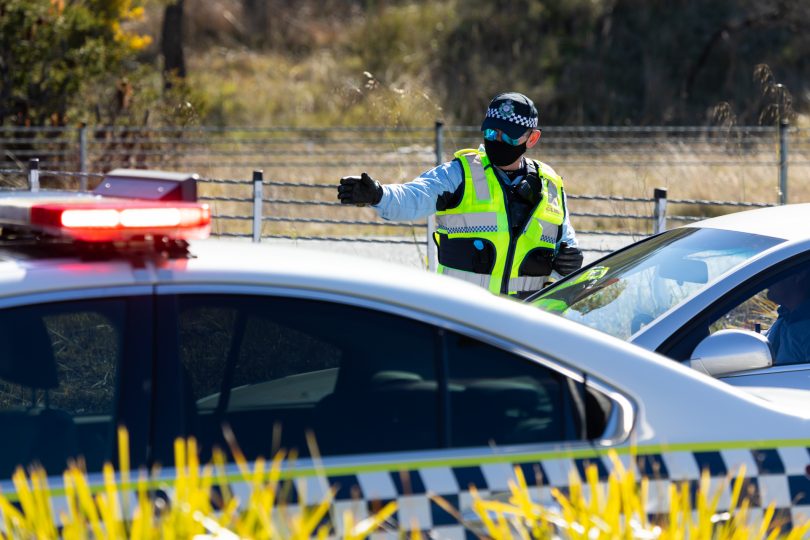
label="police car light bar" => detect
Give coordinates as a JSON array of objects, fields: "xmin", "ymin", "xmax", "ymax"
[{"xmin": 7, "ymin": 199, "xmax": 211, "ymax": 242}]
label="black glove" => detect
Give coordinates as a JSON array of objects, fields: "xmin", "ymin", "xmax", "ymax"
[
  {"xmin": 553, "ymin": 243, "xmax": 584, "ymax": 275},
  {"xmin": 338, "ymin": 173, "xmax": 383, "ymax": 206}
]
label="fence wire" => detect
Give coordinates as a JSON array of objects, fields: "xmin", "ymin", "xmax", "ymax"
[{"xmin": 0, "ymin": 124, "xmax": 799, "ymax": 259}]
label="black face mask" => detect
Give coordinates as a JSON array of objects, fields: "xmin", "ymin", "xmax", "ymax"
[{"xmin": 484, "ymin": 139, "xmax": 526, "ymax": 167}]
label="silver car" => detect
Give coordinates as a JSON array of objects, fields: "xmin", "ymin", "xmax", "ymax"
[
  {"xmin": 1, "ymin": 173, "xmax": 809, "ymax": 531},
  {"xmin": 527, "ymin": 203, "xmax": 810, "ymax": 391}
]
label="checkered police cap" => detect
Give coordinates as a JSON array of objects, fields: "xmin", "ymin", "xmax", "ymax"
[{"xmin": 481, "ymin": 92, "xmax": 539, "ymax": 139}]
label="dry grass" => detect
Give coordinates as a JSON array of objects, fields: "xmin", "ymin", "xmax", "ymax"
[
  {"xmin": 112, "ymin": 1, "xmax": 810, "ymax": 239},
  {"xmin": 4, "ymin": 129, "xmax": 806, "ymax": 240},
  {"xmin": 186, "ymin": 134, "xmax": 810, "ymax": 239}
]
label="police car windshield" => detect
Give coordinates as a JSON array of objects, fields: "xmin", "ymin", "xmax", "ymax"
[{"xmin": 528, "ymin": 228, "xmax": 781, "ymax": 340}]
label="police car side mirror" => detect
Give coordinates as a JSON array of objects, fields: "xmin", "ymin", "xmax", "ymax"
[{"xmin": 687, "ymin": 329, "xmax": 773, "ymax": 377}]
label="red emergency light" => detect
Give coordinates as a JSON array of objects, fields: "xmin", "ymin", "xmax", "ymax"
[
  {"xmin": 0, "ymin": 168, "xmax": 212, "ymax": 245},
  {"xmin": 25, "ymin": 199, "xmax": 211, "ymax": 242}
]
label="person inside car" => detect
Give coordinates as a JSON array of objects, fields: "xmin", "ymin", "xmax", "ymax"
[{"xmin": 766, "ymin": 268, "xmax": 810, "ymax": 365}]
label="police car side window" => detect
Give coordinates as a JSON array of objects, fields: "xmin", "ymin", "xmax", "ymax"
[
  {"xmin": 175, "ymin": 295, "xmax": 439, "ymax": 460},
  {"xmin": 0, "ymin": 299, "xmax": 125, "ymax": 477},
  {"xmin": 444, "ymin": 332, "xmax": 581, "ymax": 447}
]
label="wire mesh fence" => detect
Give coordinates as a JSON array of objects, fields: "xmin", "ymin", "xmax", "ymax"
[{"xmin": 1, "ymin": 124, "xmax": 802, "ymax": 258}]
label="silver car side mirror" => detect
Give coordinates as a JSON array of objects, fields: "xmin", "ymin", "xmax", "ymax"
[{"xmin": 687, "ymin": 329, "xmax": 773, "ymax": 377}]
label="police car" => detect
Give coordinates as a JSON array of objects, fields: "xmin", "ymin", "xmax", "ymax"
[
  {"xmin": 527, "ymin": 204, "xmax": 810, "ymax": 392},
  {"xmin": 0, "ymin": 170, "xmax": 807, "ymax": 534}
]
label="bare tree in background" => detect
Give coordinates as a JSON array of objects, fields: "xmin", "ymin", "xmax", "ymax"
[{"xmin": 161, "ymin": 0, "xmax": 187, "ymax": 86}]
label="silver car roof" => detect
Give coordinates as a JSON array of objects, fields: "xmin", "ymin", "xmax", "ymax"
[{"xmin": 686, "ymin": 203, "xmax": 810, "ymax": 241}]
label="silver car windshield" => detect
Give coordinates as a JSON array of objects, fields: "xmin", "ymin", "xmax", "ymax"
[{"xmin": 530, "ymin": 228, "xmax": 781, "ymax": 339}]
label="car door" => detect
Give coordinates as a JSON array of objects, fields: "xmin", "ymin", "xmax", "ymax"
[
  {"xmin": 151, "ymin": 284, "xmax": 622, "ymax": 532},
  {"xmin": 0, "ymin": 288, "xmax": 153, "ymax": 482},
  {"xmin": 656, "ymin": 251, "xmax": 810, "ymax": 388},
  {"xmin": 632, "ymin": 239, "xmax": 810, "ymax": 351}
]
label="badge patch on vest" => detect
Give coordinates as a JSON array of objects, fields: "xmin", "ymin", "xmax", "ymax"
[{"xmin": 545, "ymin": 182, "xmax": 562, "ymax": 215}]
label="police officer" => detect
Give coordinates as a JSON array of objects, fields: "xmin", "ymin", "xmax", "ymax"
[{"xmin": 338, "ymin": 92, "xmax": 583, "ymax": 297}]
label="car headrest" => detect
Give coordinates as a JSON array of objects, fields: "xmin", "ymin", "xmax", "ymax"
[{"xmin": 0, "ymin": 312, "xmax": 58, "ymax": 390}]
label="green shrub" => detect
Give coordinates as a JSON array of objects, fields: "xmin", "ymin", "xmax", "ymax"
[{"xmin": 0, "ymin": 0, "xmax": 151, "ymax": 127}]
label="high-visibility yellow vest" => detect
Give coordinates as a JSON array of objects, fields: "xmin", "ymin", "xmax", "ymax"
[{"xmin": 434, "ymin": 148, "xmax": 566, "ymax": 295}]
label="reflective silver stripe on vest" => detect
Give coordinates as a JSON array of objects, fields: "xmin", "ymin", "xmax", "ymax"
[
  {"xmin": 442, "ymin": 268, "xmax": 492, "ymax": 289},
  {"xmin": 509, "ymin": 275, "xmax": 549, "ymax": 293},
  {"xmin": 435, "ymin": 212, "xmax": 499, "ymax": 234},
  {"xmin": 462, "ymin": 154, "xmax": 490, "ymax": 201},
  {"xmin": 538, "ymin": 220, "xmax": 559, "ymax": 244},
  {"xmin": 547, "ymin": 180, "xmax": 559, "ymax": 206}
]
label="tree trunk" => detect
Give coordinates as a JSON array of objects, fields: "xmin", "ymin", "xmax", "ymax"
[
  {"xmin": 161, "ymin": 0, "xmax": 186, "ymax": 85},
  {"xmin": 242, "ymin": 0, "xmax": 270, "ymax": 48}
]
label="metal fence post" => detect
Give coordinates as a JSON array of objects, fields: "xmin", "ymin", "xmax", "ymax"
[
  {"xmin": 427, "ymin": 121, "xmax": 444, "ymax": 271},
  {"xmin": 434, "ymin": 121, "xmax": 444, "ymax": 166},
  {"xmin": 252, "ymin": 170, "xmax": 263, "ymax": 243},
  {"xmin": 653, "ymin": 187, "xmax": 667, "ymax": 234},
  {"xmin": 78, "ymin": 125, "xmax": 88, "ymax": 191},
  {"xmin": 28, "ymin": 159, "xmax": 40, "ymax": 192},
  {"xmin": 777, "ymin": 84, "xmax": 789, "ymax": 205}
]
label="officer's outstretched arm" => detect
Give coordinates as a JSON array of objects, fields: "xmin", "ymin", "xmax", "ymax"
[{"xmin": 337, "ymin": 173, "xmax": 383, "ymax": 206}]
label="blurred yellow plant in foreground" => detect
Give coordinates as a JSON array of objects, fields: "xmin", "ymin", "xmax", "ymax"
[
  {"xmin": 464, "ymin": 452, "xmax": 810, "ymax": 540},
  {"xmin": 0, "ymin": 430, "xmax": 808, "ymax": 539},
  {"xmin": 0, "ymin": 428, "xmax": 396, "ymax": 539}
]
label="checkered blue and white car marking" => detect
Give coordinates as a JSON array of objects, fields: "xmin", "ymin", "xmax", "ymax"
[{"xmin": 185, "ymin": 440, "xmax": 810, "ymax": 537}]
